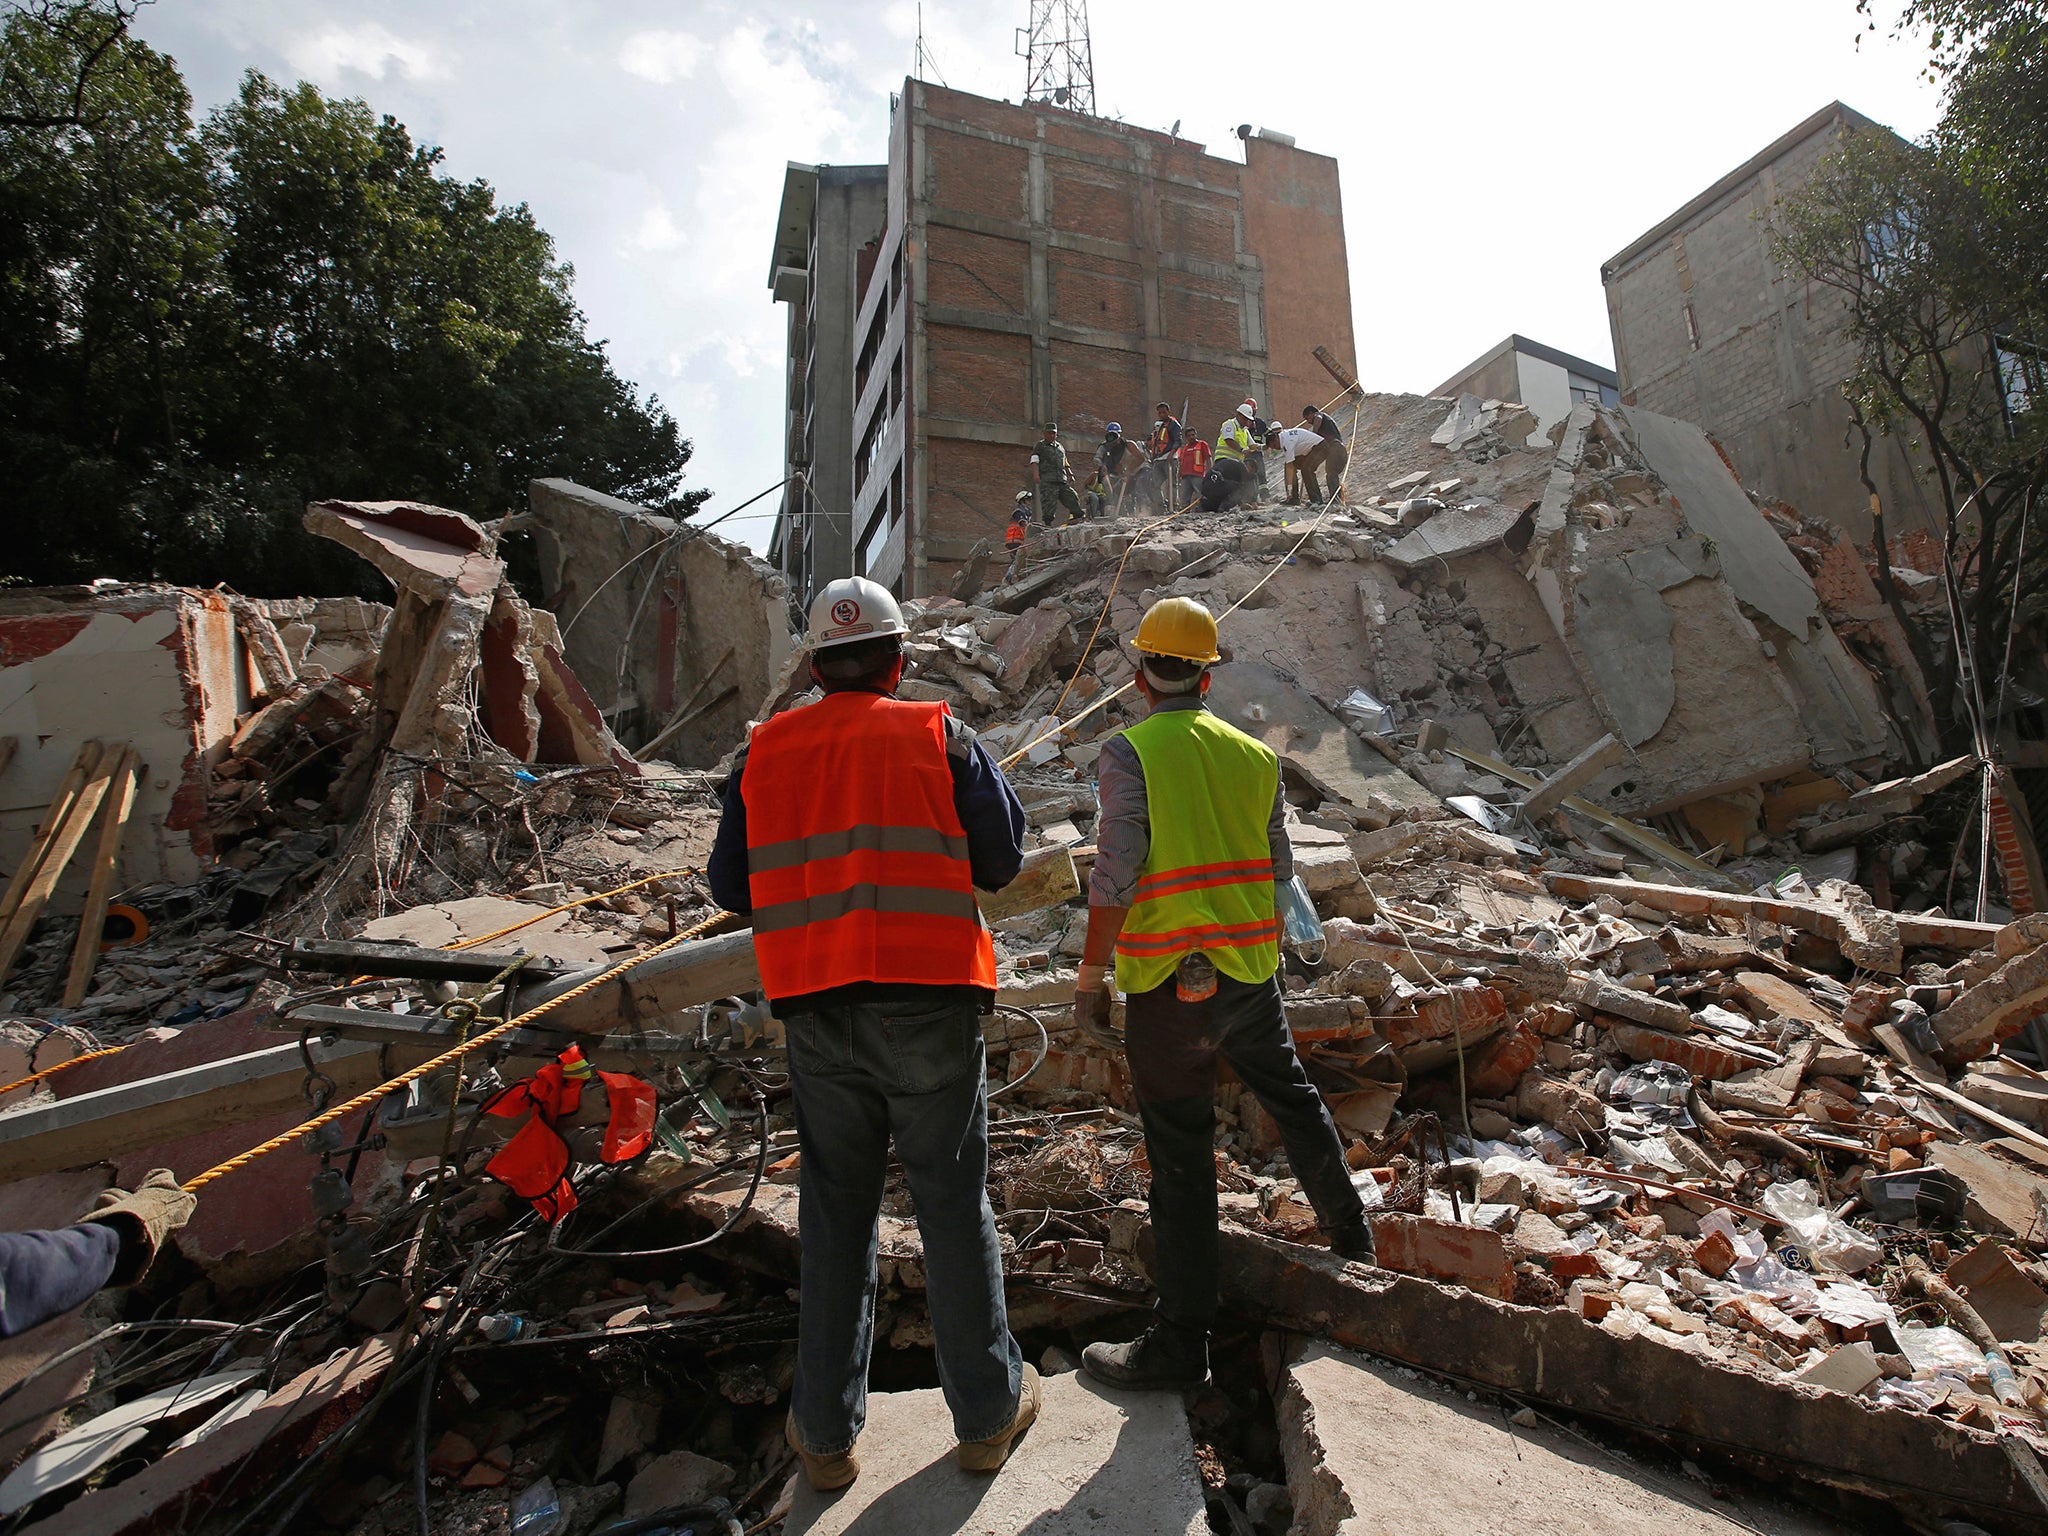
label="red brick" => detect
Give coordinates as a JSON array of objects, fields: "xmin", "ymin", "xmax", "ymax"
[
  {"xmin": 1367, "ymin": 1214, "xmax": 1516, "ymax": 1300},
  {"xmin": 927, "ymin": 226, "xmax": 1028, "ymax": 317},
  {"xmin": 427, "ymin": 1431, "xmax": 477, "ymax": 1476},
  {"xmin": 1469, "ymin": 1021, "xmax": 1542, "ymax": 1099},
  {"xmin": 1548, "ymin": 1251, "xmax": 1604, "ymax": 1281},
  {"xmin": 1049, "ymin": 165, "xmax": 1139, "ymax": 243},
  {"xmin": 1604, "ymin": 1021, "xmax": 1748, "ymax": 1081},
  {"xmin": 928, "ymin": 128, "xmax": 1026, "ymax": 222}
]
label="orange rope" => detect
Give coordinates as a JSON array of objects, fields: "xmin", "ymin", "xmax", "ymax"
[
  {"xmin": 183, "ymin": 909, "xmax": 726, "ymax": 1193},
  {"xmin": 0, "ymin": 1044, "xmax": 127, "ymax": 1098}
]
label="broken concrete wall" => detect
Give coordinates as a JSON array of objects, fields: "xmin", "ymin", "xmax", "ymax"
[
  {"xmin": 259, "ymin": 596, "xmax": 390, "ymax": 684},
  {"xmin": 526, "ymin": 479, "xmax": 794, "ymax": 768},
  {"xmin": 0, "ymin": 587, "xmax": 253, "ymax": 890},
  {"xmin": 1322, "ymin": 392, "xmax": 1895, "ymax": 828}
]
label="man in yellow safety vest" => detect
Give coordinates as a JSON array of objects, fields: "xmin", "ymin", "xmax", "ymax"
[{"xmin": 1073, "ymin": 597, "xmax": 1373, "ymax": 1391}]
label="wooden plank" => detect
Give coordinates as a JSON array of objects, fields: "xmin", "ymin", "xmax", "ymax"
[
  {"xmin": 0, "ymin": 1040, "xmax": 385, "ymax": 1180},
  {"xmin": 1546, "ymin": 871, "xmax": 2003, "ymax": 952},
  {"xmin": 1520, "ymin": 732, "xmax": 1625, "ymax": 822},
  {"xmin": 0, "ymin": 745, "xmax": 119, "ymax": 985},
  {"xmin": 1446, "ymin": 744, "xmax": 1726, "ymax": 878},
  {"xmin": 60, "ymin": 749, "xmax": 140, "ymax": 1008},
  {"xmin": 0, "ymin": 740, "xmax": 101, "ymax": 931}
]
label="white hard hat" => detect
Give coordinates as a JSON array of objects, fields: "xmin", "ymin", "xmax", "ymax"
[
  {"xmin": 1237, "ymin": 397, "xmax": 1258, "ymax": 419},
  {"xmin": 807, "ymin": 576, "xmax": 906, "ymax": 651}
]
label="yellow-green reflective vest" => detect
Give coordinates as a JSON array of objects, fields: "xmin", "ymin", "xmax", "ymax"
[
  {"xmin": 1215, "ymin": 418, "xmax": 1253, "ymax": 463},
  {"xmin": 1114, "ymin": 706, "xmax": 1281, "ymax": 994}
]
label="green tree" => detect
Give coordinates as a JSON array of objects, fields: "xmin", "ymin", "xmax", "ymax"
[
  {"xmin": 1771, "ymin": 1, "xmax": 2048, "ymax": 756},
  {"xmin": 0, "ymin": 2, "xmax": 707, "ymax": 596}
]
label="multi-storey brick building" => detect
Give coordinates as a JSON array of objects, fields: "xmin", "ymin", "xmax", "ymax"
[
  {"xmin": 769, "ymin": 80, "xmax": 1357, "ymax": 600},
  {"xmin": 1602, "ymin": 103, "xmax": 1938, "ymax": 539}
]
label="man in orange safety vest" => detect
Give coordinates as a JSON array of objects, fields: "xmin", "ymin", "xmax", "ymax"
[{"xmin": 708, "ymin": 576, "xmax": 1037, "ymax": 1490}]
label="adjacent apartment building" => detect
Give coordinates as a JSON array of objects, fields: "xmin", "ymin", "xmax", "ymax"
[
  {"xmin": 768, "ymin": 80, "xmax": 1358, "ymax": 601},
  {"xmin": 1431, "ymin": 335, "xmax": 1618, "ymax": 448},
  {"xmin": 1602, "ymin": 102, "xmax": 1939, "ymax": 539},
  {"xmin": 766, "ymin": 163, "xmax": 889, "ymax": 603}
]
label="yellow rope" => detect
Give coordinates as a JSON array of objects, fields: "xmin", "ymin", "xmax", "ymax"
[
  {"xmin": 0, "ymin": 1044, "xmax": 127, "ymax": 1099},
  {"xmin": 182, "ymin": 909, "xmax": 727, "ymax": 1193},
  {"xmin": 443, "ymin": 868, "xmax": 694, "ymax": 952}
]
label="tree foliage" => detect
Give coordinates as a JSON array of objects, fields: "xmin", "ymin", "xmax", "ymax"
[
  {"xmin": 1773, "ymin": 1, "xmax": 2048, "ymax": 754},
  {"xmin": 0, "ymin": 2, "xmax": 706, "ymax": 595}
]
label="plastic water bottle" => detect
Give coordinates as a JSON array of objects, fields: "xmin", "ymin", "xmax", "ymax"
[{"xmin": 477, "ymin": 1313, "xmax": 527, "ymax": 1343}]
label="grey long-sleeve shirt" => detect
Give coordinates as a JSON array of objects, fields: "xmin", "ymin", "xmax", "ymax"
[{"xmin": 1088, "ymin": 695, "xmax": 1292, "ymax": 907}]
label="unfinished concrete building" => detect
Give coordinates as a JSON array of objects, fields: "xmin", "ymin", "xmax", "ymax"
[
  {"xmin": 1602, "ymin": 103, "xmax": 1939, "ymax": 541},
  {"xmin": 770, "ymin": 80, "xmax": 1358, "ymax": 599},
  {"xmin": 766, "ymin": 163, "xmax": 890, "ymax": 605}
]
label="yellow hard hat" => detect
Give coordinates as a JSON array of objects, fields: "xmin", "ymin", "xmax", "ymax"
[{"xmin": 1133, "ymin": 597, "xmax": 1220, "ymax": 664}]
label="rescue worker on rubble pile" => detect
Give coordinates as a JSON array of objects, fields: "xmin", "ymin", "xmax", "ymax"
[
  {"xmin": 1030, "ymin": 422, "xmax": 1085, "ymax": 526},
  {"xmin": 1143, "ymin": 402, "xmax": 1183, "ymax": 511},
  {"xmin": 0, "ymin": 1171, "xmax": 195, "ymax": 1338},
  {"xmin": 1073, "ymin": 597, "xmax": 1375, "ymax": 1392},
  {"xmin": 707, "ymin": 577, "xmax": 1038, "ymax": 1491},
  {"xmin": 1004, "ymin": 491, "xmax": 1031, "ymax": 581},
  {"xmin": 1199, "ymin": 398, "xmax": 1262, "ymax": 513}
]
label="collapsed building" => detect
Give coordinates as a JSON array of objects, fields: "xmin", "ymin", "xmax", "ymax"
[{"xmin": 0, "ymin": 372, "xmax": 2046, "ymax": 1536}]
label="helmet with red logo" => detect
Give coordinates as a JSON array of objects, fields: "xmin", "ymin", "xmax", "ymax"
[{"xmin": 807, "ymin": 576, "xmax": 908, "ymax": 651}]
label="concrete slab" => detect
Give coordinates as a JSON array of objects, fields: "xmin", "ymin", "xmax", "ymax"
[
  {"xmin": 1203, "ymin": 661, "xmax": 1438, "ymax": 816},
  {"xmin": 784, "ymin": 1370, "xmax": 1208, "ymax": 1536},
  {"xmin": 1279, "ymin": 1341, "xmax": 1856, "ymax": 1536}
]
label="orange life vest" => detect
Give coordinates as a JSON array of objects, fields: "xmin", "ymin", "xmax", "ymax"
[
  {"xmin": 482, "ymin": 1045, "xmax": 656, "ymax": 1221},
  {"xmin": 742, "ymin": 691, "xmax": 997, "ymax": 1000}
]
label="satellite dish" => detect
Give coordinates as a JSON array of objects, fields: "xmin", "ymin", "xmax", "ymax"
[{"xmin": 1170, "ymin": 118, "xmax": 1181, "ymax": 137}]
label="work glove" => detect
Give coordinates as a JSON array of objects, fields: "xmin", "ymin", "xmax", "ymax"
[
  {"xmin": 86, "ymin": 1169, "xmax": 197, "ymax": 1285},
  {"xmin": 1074, "ymin": 965, "xmax": 1122, "ymax": 1052}
]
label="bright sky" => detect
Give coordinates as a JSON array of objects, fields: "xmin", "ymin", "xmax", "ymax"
[{"xmin": 133, "ymin": 1, "xmax": 1946, "ymax": 551}]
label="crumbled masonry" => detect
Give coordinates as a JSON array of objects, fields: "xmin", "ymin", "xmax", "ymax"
[{"xmin": 0, "ymin": 383, "xmax": 2045, "ymax": 1536}]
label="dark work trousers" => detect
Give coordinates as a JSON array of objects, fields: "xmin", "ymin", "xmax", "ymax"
[
  {"xmin": 784, "ymin": 990, "xmax": 1023, "ymax": 1453},
  {"xmin": 1124, "ymin": 969, "xmax": 1364, "ymax": 1332},
  {"xmin": 1197, "ymin": 458, "xmax": 1246, "ymax": 512}
]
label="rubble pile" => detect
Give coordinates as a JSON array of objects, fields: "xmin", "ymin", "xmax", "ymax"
[{"xmin": 2, "ymin": 380, "xmax": 2046, "ymax": 1534}]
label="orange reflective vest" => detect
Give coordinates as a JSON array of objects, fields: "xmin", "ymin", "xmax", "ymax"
[
  {"xmin": 743, "ymin": 691, "xmax": 997, "ymax": 1000},
  {"xmin": 482, "ymin": 1046, "xmax": 656, "ymax": 1221}
]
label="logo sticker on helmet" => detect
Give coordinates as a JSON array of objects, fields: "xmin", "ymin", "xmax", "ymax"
[{"xmin": 830, "ymin": 599, "xmax": 861, "ymax": 627}]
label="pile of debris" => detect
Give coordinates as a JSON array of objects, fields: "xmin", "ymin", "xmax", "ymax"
[{"xmin": 4, "ymin": 381, "xmax": 2048, "ymax": 1535}]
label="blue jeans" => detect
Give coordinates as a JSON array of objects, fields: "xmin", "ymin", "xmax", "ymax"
[{"xmin": 783, "ymin": 989, "xmax": 1022, "ymax": 1453}]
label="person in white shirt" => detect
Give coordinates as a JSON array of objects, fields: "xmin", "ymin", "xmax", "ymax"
[{"xmin": 1273, "ymin": 424, "xmax": 1346, "ymax": 504}]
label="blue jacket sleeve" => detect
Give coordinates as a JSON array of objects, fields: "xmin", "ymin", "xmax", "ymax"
[
  {"xmin": 949, "ymin": 730, "xmax": 1026, "ymax": 892},
  {"xmin": 707, "ymin": 752, "xmax": 752, "ymax": 915},
  {"xmin": 0, "ymin": 1225, "xmax": 122, "ymax": 1339}
]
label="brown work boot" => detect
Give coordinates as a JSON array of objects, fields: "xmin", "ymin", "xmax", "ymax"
[
  {"xmin": 786, "ymin": 1413, "xmax": 859, "ymax": 1492},
  {"xmin": 956, "ymin": 1364, "xmax": 1041, "ymax": 1473}
]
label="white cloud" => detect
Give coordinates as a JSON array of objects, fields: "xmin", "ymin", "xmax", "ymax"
[
  {"xmin": 622, "ymin": 201, "xmax": 687, "ymax": 254},
  {"xmin": 618, "ymin": 29, "xmax": 704, "ymax": 85},
  {"xmin": 283, "ymin": 22, "xmax": 444, "ymax": 84}
]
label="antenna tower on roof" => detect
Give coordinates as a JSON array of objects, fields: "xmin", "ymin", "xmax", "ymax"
[{"xmin": 1015, "ymin": 0, "xmax": 1095, "ymax": 116}]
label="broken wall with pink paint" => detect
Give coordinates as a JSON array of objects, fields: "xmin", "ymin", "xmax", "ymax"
[{"xmin": 0, "ymin": 586, "xmax": 252, "ymax": 895}]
